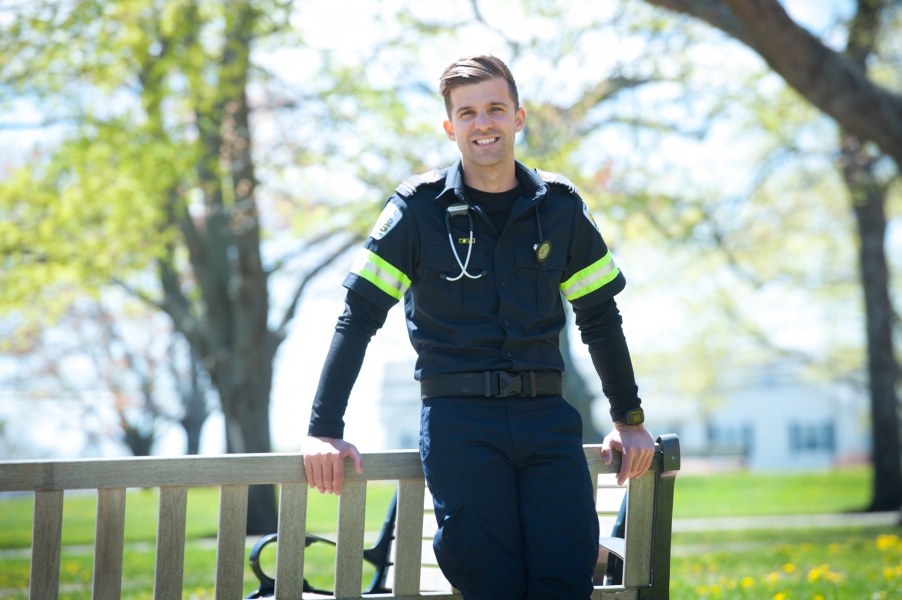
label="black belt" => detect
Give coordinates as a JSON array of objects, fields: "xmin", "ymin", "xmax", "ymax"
[{"xmin": 420, "ymin": 371, "xmax": 563, "ymax": 399}]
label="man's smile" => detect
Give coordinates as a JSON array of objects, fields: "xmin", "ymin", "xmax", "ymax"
[{"xmin": 474, "ymin": 136, "xmax": 500, "ymax": 146}]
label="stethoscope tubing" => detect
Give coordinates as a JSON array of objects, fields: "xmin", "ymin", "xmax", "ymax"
[
  {"xmin": 443, "ymin": 209, "xmax": 485, "ymax": 280},
  {"xmin": 441, "ymin": 201, "xmax": 548, "ymax": 281}
]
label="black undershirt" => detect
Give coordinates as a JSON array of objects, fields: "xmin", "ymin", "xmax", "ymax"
[{"xmin": 464, "ymin": 183, "xmax": 523, "ymax": 232}]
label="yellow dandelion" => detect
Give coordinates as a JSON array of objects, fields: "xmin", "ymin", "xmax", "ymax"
[
  {"xmin": 697, "ymin": 585, "xmax": 710, "ymax": 595},
  {"xmin": 711, "ymin": 584, "xmax": 721, "ymax": 594},
  {"xmin": 741, "ymin": 577, "xmax": 754, "ymax": 588},
  {"xmin": 783, "ymin": 563, "xmax": 796, "ymax": 574},
  {"xmin": 825, "ymin": 570, "xmax": 842, "ymax": 583},
  {"xmin": 884, "ymin": 566, "xmax": 895, "ymax": 579},
  {"xmin": 813, "ymin": 595, "xmax": 825, "ymax": 600},
  {"xmin": 767, "ymin": 572, "xmax": 780, "ymax": 583},
  {"xmin": 808, "ymin": 567, "xmax": 821, "ymax": 582},
  {"xmin": 774, "ymin": 593, "xmax": 788, "ymax": 600},
  {"xmin": 877, "ymin": 534, "xmax": 900, "ymax": 550}
]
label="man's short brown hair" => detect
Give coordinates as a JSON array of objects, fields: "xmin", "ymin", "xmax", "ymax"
[{"xmin": 439, "ymin": 54, "xmax": 519, "ymax": 118}]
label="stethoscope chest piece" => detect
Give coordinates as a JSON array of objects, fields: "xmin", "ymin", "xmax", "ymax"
[{"xmin": 534, "ymin": 240, "xmax": 552, "ymax": 264}]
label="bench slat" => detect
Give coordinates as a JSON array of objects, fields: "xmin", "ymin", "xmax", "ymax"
[
  {"xmin": 154, "ymin": 486, "xmax": 188, "ymax": 599},
  {"xmin": 394, "ymin": 479, "xmax": 426, "ymax": 594},
  {"xmin": 1, "ymin": 446, "xmax": 662, "ymax": 493},
  {"xmin": 275, "ymin": 483, "xmax": 308, "ymax": 598},
  {"xmin": 30, "ymin": 490, "xmax": 63, "ymax": 600},
  {"xmin": 335, "ymin": 480, "xmax": 367, "ymax": 598},
  {"xmin": 623, "ymin": 473, "xmax": 655, "ymax": 588},
  {"xmin": 93, "ymin": 487, "xmax": 126, "ymax": 598},
  {"xmin": 215, "ymin": 484, "xmax": 249, "ymax": 600}
]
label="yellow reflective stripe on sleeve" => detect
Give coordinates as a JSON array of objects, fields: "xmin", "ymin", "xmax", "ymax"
[
  {"xmin": 560, "ymin": 252, "xmax": 619, "ymax": 301},
  {"xmin": 351, "ymin": 249, "xmax": 411, "ymax": 301}
]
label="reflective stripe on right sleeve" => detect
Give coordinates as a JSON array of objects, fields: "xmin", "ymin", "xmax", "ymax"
[
  {"xmin": 350, "ymin": 249, "xmax": 411, "ymax": 301},
  {"xmin": 560, "ymin": 251, "xmax": 619, "ymax": 301}
]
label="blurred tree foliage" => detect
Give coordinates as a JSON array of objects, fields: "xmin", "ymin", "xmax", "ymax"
[{"xmin": 0, "ymin": 0, "xmax": 440, "ymax": 532}]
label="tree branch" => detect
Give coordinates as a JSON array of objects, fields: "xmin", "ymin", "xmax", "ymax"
[
  {"xmin": 647, "ymin": 0, "xmax": 902, "ymax": 166},
  {"xmin": 643, "ymin": 0, "xmax": 762, "ymax": 51},
  {"xmin": 273, "ymin": 234, "xmax": 364, "ymax": 342}
]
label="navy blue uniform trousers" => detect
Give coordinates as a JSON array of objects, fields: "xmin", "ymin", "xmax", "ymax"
[{"xmin": 419, "ymin": 396, "xmax": 599, "ymax": 600}]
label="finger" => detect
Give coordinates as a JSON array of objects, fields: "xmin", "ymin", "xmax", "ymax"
[
  {"xmin": 631, "ymin": 450, "xmax": 653, "ymax": 480},
  {"xmin": 639, "ymin": 449, "xmax": 653, "ymax": 475},
  {"xmin": 601, "ymin": 447, "xmax": 612, "ymax": 465},
  {"xmin": 619, "ymin": 450, "xmax": 635, "ymax": 486},
  {"xmin": 312, "ymin": 459, "xmax": 327, "ymax": 495},
  {"xmin": 349, "ymin": 445, "xmax": 364, "ymax": 474},
  {"xmin": 331, "ymin": 454, "xmax": 344, "ymax": 496},
  {"xmin": 304, "ymin": 455, "xmax": 315, "ymax": 490}
]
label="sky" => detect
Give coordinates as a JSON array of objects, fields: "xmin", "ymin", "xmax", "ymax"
[{"xmin": 0, "ymin": 0, "xmax": 885, "ymax": 459}]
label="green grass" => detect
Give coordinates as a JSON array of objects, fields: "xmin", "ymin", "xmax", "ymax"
[
  {"xmin": 0, "ymin": 466, "xmax": 891, "ymax": 598},
  {"xmin": 0, "ymin": 538, "xmax": 369, "ymax": 599},
  {"xmin": 669, "ymin": 526, "xmax": 902, "ymax": 599},
  {"xmin": 673, "ymin": 467, "xmax": 873, "ymax": 518},
  {"xmin": 0, "ymin": 483, "xmax": 398, "ymax": 549}
]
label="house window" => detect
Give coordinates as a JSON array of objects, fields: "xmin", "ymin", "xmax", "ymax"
[{"xmin": 789, "ymin": 422, "xmax": 835, "ymax": 453}]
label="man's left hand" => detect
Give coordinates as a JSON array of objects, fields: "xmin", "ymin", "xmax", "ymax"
[{"xmin": 601, "ymin": 423, "xmax": 655, "ymax": 486}]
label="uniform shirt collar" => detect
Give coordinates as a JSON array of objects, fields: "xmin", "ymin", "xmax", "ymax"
[{"xmin": 435, "ymin": 158, "xmax": 548, "ymax": 204}]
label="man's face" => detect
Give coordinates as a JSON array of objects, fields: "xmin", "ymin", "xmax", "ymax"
[{"xmin": 443, "ymin": 77, "xmax": 525, "ymax": 173}]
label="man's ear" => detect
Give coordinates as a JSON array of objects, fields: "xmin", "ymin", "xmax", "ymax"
[
  {"xmin": 515, "ymin": 107, "xmax": 525, "ymax": 133},
  {"xmin": 443, "ymin": 120, "xmax": 456, "ymax": 141}
]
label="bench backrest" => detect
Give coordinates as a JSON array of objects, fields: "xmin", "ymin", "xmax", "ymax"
[{"xmin": 0, "ymin": 435, "xmax": 679, "ymax": 599}]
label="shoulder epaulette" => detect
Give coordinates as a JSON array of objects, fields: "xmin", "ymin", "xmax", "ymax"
[
  {"xmin": 535, "ymin": 168, "xmax": 579, "ymax": 196},
  {"xmin": 395, "ymin": 168, "xmax": 445, "ymax": 198}
]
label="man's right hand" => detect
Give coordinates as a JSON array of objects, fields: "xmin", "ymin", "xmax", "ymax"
[{"xmin": 303, "ymin": 436, "xmax": 363, "ymax": 496}]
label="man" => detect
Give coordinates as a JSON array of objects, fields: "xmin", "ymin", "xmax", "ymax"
[{"xmin": 303, "ymin": 55, "xmax": 654, "ymax": 600}]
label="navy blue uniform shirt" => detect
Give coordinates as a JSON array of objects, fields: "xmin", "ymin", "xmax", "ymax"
[
  {"xmin": 307, "ymin": 159, "xmax": 640, "ymax": 439},
  {"xmin": 345, "ymin": 158, "xmax": 625, "ymax": 378}
]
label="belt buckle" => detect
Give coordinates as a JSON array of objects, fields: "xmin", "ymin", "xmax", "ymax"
[{"xmin": 491, "ymin": 371, "xmax": 523, "ymax": 398}]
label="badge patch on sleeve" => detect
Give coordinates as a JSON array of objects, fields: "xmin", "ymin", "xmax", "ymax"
[
  {"xmin": 370, "ymin": 203, "xmax": 403, "ymax": 240},
  {"xmin": 582, "ymin": 201, "xmax": 600, "ymax": 233}
]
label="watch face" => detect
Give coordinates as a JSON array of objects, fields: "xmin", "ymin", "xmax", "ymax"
[{"xmin": 627, "ymin": 408, "xmax": 644, "ymax": 425}]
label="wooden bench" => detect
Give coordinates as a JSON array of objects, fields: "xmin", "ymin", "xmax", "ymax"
[{"xmin": 0, "ymin": 434, "xmax": 679, "ymax": 599}]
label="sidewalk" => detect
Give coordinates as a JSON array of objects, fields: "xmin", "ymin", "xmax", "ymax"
[{"xmin": 672, "ymin": 511, "xmax": 899, "ymax": 532}]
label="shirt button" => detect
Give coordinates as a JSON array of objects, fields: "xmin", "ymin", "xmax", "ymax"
[
  {"xmin": 506, "ymin": 352, "xmax": 512, "ymax": 358},
  {"xmin": 504, "ymin": 320, "xmax": 510, "ymax": 326},
  {"xmin": 501, "ymin": 281, "xmax": 507, "ymax": 287},
  {"xmin": 497, "ymin": 242, "xmax": 502, "ymax": 249}
]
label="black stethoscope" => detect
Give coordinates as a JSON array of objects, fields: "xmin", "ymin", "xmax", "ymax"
[{"xmin": 441, "ymin": 202, "xmax": 552, "ymax": 281}]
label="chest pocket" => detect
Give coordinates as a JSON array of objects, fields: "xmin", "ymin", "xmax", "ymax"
[
  {"xmin": 422, "ymin": 243, "xmax": 490, "ymax": 317},
  {"xmin": 514, "ymin": 242, "xmax": 567, "ymax": 316}
]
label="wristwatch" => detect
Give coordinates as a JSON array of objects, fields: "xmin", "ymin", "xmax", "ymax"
[{"xmin": 619, "ymin": 408, "xmax": 644, "ymax": 426}]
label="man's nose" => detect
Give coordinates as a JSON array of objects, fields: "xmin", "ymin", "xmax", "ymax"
[{"xmin": 474, "ymin": 110, "xmax": 492, "ymax": 129}]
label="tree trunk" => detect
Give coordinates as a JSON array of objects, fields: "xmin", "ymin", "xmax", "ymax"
[
  {"xmin": 843, "ymin": 134, "xmax": 902, "ymax": 511},
  {"xmin": 840, "ymin": 0, "xmax": 902, "ymax": 512},
  {"xmin": 179, "ymin": 349, "xmax": 210, "ymax": 456}
]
